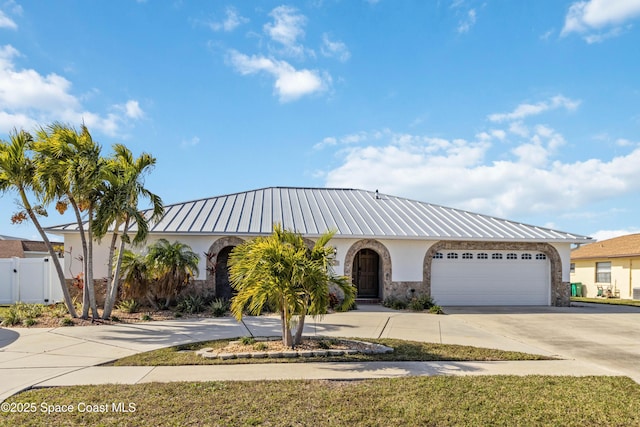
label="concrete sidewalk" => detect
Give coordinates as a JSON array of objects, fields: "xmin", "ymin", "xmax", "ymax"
[{"xmin": 0, "ymin": 307, "xmax": 628, "ymax": 402}]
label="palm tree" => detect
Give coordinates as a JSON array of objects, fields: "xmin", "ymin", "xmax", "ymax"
[
  {"xmin": 95, "ymin": 144, "xmax": 163, "ymax": 319},
  {"xmin": 33, "ymin": 123, "xmax": 104, "ymax": 319},
  {"xmin": 146, "ymin": 239, "xmax": 200, "ymax": 308},
  {"xmin": 119, "ymin": 249, "xmax": 152, "ymax": 302},
  {"xmin": 228, "ymin": 225, "xmax": 355, "ymax": 347},
  {"xmin": 0, "ymin": 129, "xmax": 78, "ymax": 317}
]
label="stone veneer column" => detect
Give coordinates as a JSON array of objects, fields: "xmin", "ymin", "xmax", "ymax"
[
  {"xmin": 205, "ymin": 236, "xmax": 246, "ymax": 297},
  {"xmin": 343, "ymin": 239, "xmax": 392, "ymax": 299}
]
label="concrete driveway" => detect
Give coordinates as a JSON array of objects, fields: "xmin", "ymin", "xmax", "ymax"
[
  {"xmin": 442, "ymin": 303, "xmax": 640, "ymax": 383},
  {"xmin": 0, "ymin": 302, "xmax": 638, "ymax": 402}
]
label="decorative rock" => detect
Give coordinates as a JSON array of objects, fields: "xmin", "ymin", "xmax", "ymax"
[
  {"xmin": 251, "ymin": 352, "xmax": 267, "ymax": 358},
  {"xmin": 202, "ymin": 352, "xmax": 219, "ymax": 359}
]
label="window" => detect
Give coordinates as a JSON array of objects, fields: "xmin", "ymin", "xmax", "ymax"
[
  {"xmin": 536, "ymin": 253, "xmax": 547, "ymax": 260},
  {"xmin": 521, "ymin": 253, "xmax": 532, "ymax": 260},
  {"xmin": 462, "ymin": 253, "xmax": 473, "ymax": 259},
  {"xmin": 447, "ymin": 252, "xmax": 458, "ymax": 259},
  {"xmin": 506, "ymin": 253, "xmax": 517, "ymax": 260},
  {"xmin": 477, "ymin": 253, "xmax": 488, "ymax": 259},
  {"xmin": 492, "ymin": 253, "xmax": 503, "ymax": 260},
  {"xmin": 570, "ymin": 263, "xmax": 575, "ymax": 273},
  {"xmin": 433, "ymin": 252, "xmax": 443, "ymax": 259},
  {"xmin": 596, "ymin": 262, "xmax": 611, "ymax": 283}
]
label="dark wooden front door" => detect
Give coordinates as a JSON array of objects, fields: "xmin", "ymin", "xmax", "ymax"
[
  {"xmin": 353, "ymin": 249, "xmax": 380, "ymax": 298},
  {"xmin": 215, "ymin": 246, "xmax": 235, "ymax": 300}
]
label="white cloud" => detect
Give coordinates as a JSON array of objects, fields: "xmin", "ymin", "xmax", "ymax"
[
  {"xmin": 322, "ymin": 126, "xmax": 640, "ymax": 220},
  {"xmin": 181, "ymin": 136, "xmax": 200, "ymax": 148},
  {"xmin": 457, "ymin": 9, "xmax": 476, "ymax": 33},
  {"xmin": 321, "ymin": 33, "xmax": 351, "ymax": 62},
  {"xmin": 562, "ymin": 0, "xmax": 640, "ymax": 42},
  {"xmin": 0, "ymin": 10, "xmax": 17, "ymax": 29},
  {"xmin": 0, "ymin": 44, "xmax": 143, "ymax": 136},
  {"xmin": 264, "ymin": 5, "xmax": 309, "ymax": 58},
  {"xmin": 227, "ymin": 50, "xmax": 329, "ymax": 102},
  {"xmin": 488, "ymin": 95, "xmax": 580, "ymax": 123},
  {"xmin": 208, "ymin": 6, "xmax": 248, "ymax": 32},
  {"xmin": 590, "ymin": 228, "xmax": 640, "ymax": 242},
  {"xmin": 121, "ymin": 100, "xmax": 144, "ymax": 119}
]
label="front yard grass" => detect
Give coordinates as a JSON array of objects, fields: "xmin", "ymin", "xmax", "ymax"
[
  {"xmin": 3, "ymin": 376, "xmax": 640, "ymax": 426},
  {"xmin": 571, "ymin": 297, "xmax": 640, "ymax": 307},
  {"xmin": 107, "ymin": 337, "xmax": 552, "ymax": 366}
]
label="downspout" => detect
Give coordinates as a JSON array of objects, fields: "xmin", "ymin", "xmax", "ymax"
[{"xmin": 630, "ymin": 259, "xmax": 633, "ymax": 299}]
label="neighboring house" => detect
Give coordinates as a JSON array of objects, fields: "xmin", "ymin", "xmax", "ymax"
[
  {"xmin": 47, "ymin": 187, "xmax": 592, "ymax": 306},
  {"xmin": 0, "ymin": 235, "xmax": 62, "ymax": 258},
  {"xmin": 571, "ymin": 233, "xmax": 640, "ymax": 300}
]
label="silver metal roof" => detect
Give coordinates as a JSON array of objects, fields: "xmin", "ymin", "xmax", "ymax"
[{"xmin": 47, "ymin": 187, "xmax": 592, "ymax": 242}]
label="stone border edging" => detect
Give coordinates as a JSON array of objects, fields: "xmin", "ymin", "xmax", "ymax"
[{"xmin": 195, "ymin": 336, "xmax": 394, "ymax": 360}]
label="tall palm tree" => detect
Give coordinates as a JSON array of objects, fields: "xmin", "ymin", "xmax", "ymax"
[
  {"xmin": 146, "ymin": 239, "xmax": 200, "ymax": 308},
  {"xmin": 228, "ymin": 225, "xmax": 355, "ymax": 347},
  {"xmin": 33, "ymin": 123, "xmax": 104, "ymax": 318},
  {"xmin": 95, "ymin": 144, "xmax": 163, "ymax": 319},
  {"xmin": 0, "ymin": 129, "xmax": 78, "ymax": 317}
]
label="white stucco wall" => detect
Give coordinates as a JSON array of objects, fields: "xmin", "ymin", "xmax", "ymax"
[{"xmin": 550, "ymin": 242, "xmax": 573, "ymax": 282}]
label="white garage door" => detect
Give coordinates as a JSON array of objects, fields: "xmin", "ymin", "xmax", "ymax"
[{"xmin": 431, "ymin": 250, "xmax": 550, "ymax": 306}]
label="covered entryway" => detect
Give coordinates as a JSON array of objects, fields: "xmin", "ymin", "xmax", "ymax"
[
  {"xmin": 431, "ymin": 250, "xmax": 550, "ymax": 305},
  {"xmin": 353, "ymin": 249, "xmax": 380, "ymax": 298},
  {"xmin": 215, "ymin": 246, "xmax": 235, "ymax": 300}
]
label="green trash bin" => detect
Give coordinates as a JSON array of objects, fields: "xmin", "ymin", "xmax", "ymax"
[
  {"xmin": 575, "ymin": 283, "xmax": 582, "ymax": 297},
  {"xmin": 571, "ymin": 283, "xmax": 577, "ymax": 297}
]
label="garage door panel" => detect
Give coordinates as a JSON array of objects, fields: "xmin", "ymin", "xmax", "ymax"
[{"xmin": 431, "ymin": 252, "xmax": 550, "ymax": 306}]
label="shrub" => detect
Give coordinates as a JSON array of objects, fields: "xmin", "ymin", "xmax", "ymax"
[
  {"xmin": 116, "ymin": 299, "xmax": 141, "ymax": 314},
  {"xmin": 328, "ymin": 292, "xmax": 339, "ymax": 309},
  {"xmin": 176, "ymin": 294, "xmax": 207, "ymax": 314},
  {"xmin": 22, "ymin": 318, "xmax": 37, "ymax": 327},
  {"xmin": 209, "ymin": 298, "xmax": 229, "ymax": 317},
  {"xmin": 140, "ymin": 313, "xmax": 152, "ymax": 321},
  {"xmin": 429, "ymin": 305, "xmax": 445, "ymax": 314},
  {"xmin": 240, "ymin": 336, "xmax": 255, "ymax": 345},
  {"xmin": 1, "ymin": 308, "xmax": 22, "ymax": 326},
  {"xmin": 409, "ymin": 298, "xmax": 425, "ymax": 311},
  {"xmin": 48, "ymin": 303, "xmax": 68, "ymax": 318},
  {"xmin": 14, "ymin": 302, "xmax": 44, "ymax": 318},
  {"xmin": 383, "ymin": 296, "xmax": 408, "ymax": 310},
  {"xmin": 110, "ymin": 315, "xmax": 121, "ymax": 322},
  {"xmin": 253, "ymin": 342, "xmax": 268, "ymax": 351},
  {"xmin": 59, "ymin": 317, "xmax": 74, "ymax": 326}
]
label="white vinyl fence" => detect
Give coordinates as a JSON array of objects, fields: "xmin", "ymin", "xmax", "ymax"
[{"xmin": 0, "ymin": 257, "xmax": 63, "ymax": 305}]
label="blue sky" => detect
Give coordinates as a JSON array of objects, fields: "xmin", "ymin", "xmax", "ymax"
[{"xmin": 1, "ymin": 0, "xmax": 640, "ymax": 242}]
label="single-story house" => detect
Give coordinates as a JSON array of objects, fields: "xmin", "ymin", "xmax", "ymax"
[
  {"xmin": 48, "ymin": 187, "xmax": 592, "ymax": 306},
  {"xmin": 571, "ymin": 233, "xmax": 640, "ymax": 300},
  {"xmin": 0, "ymin": 235, "xmax": 62, "ymax": 258}
]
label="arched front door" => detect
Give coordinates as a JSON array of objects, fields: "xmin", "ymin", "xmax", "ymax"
[
  {"xmin": 215, "ymin": 246, "xmax": 235, "ymax": 300},
  {"xmin": 353, "ymin": 249, "xmax": 380, "ymax": 298}
]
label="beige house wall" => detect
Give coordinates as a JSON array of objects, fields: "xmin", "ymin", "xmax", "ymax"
[{"xmin": 571, "ymin": 257, "xmax": 640, "ymax": 300}]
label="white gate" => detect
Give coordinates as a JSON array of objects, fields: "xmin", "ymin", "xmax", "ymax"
[{"xmin": 0, "ymin": 257, "xmax": 63, "ymax": 304}]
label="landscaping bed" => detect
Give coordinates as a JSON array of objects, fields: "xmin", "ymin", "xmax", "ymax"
[
  {"xmin": 571, "ymin": 297, "xmax": 640, "ymax": 307},
  {"xmin": 107, "ymin": 337, "xmax": 552, "ymax": 366}
]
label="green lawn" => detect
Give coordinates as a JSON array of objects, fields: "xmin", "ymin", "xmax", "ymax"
[
  {"xmin": 108, "ymin": 338, "xmax": 552, "ymax": 366},
  {"xmin": 3, "ymin": 376, "xmax": 640, "ymax": 426},
  {"xmin": 571, "ymin": 297, "xmax": 640, "ymax": 307}
]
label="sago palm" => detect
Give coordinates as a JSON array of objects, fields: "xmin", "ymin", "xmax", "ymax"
[{"xmin": 146, "ymin": 239, "xmax": 200, "ymax": 308}]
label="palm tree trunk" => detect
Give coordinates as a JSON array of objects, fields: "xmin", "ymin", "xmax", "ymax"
[
  {"xmin": 104, "ymin": 225, "xmax": 120, "ymax": 309},
  {"xmin": 293, "ymin": 312, "xmax": 307, "ymax": 346},
  {"xmin": 18, "ymin": 187, "xmax": 77, "ymax": 318},
  {"xmin": 103, "ymin": 219, "xmax": 128, "ymax": 319},
  {"xmin": 70, "ymin": 199, "xmax": 90, "ymax": 319},
  {"xmin": 86, "ymin": 206, "xmax": 98, "ymax": 318}
]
